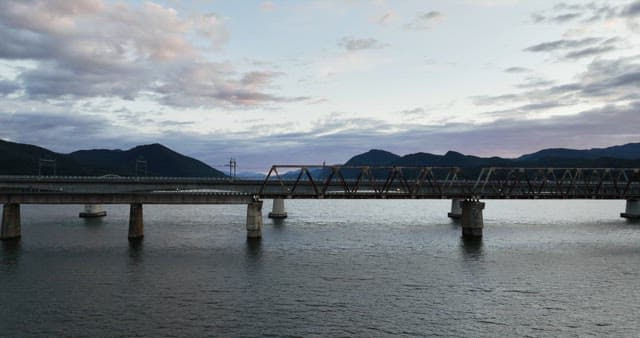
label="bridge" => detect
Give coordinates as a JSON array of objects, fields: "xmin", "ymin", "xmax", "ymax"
[{"xmin": 1, "ymin": 166, "xmax": 640, "ymax": 241}]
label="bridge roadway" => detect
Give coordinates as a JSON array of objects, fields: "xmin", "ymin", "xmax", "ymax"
[{"xmin": 1, "ymin": 166, "xmax": 640, "ymax": 242}]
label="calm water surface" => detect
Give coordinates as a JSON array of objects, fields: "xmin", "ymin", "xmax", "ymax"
[{"xmin": 1, "ymin": 200, "xmax": 640, "ymax": 337}]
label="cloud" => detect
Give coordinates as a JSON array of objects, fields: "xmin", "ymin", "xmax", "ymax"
[
  {"xmin": 515, "ymin": 77, "xmax": 555, "ymax": 89},
  {"xmin": 0, "ymin": 112, "xmax": 117, "ymax": 151},
  {"xmin": 531, "ymin": 1, "xmax": 638, "ymax": 24},
  {"xmin": 377, "ymin": 11, "xmax": 396, "ymax": 25},
  {"xmin": 399, "ymin": 107, "xmax": 425, "ymax": 116},
  {"xmin": 523, "ymin": 37, "xmax": 619, "ymax": 60},
  {"xmin": 565, "ymin": 45, "xmax": 617, "ymax": 59},
  {"xmin": 404, "ymin": 11, "xmax": 444, "ymax": 30},
  {"xmin": 504, "ymin": 67, "xmax": 530, "ymax": 73},
  {"xmin": 524, "ymin": 37, "xmax": 602, "ymax": 52},
  {"xmin": 532, "ymin": 12, "xmax": 582, "ymax": 24},
  {"xmin": 0, "ymin": 80, "xmax": 20, "ymax": 96},
  {"xmin": 0, "ymin": 0, "xmax": 302, "ymax": 108},
  {"xmin": 338, "ymin": 37, "xmax": 389, "ymax": 51},
  {"xmin": 471, "ymin": 56, "xmax": 640, "ymax": 116},
  {"xmin": 3, "ymin": 100, "xmax": 640, "ymax": 169},
  {"xmin": 622, "ymin": 1, "xmax": 640, "ymax": 17}
]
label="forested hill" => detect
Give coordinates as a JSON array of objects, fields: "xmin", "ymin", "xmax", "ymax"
[
  {"xmin": 344, "ymin": 143, "xmax": 640, "ymax": 169},
  {"xmin": 0, "ymin": 140, "xmax": 226, "ymax": 177}
]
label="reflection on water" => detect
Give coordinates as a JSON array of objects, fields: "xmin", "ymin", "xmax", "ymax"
[
  {"xmin": 460, "ymin": 237, "xmax": 484, "ymax": 260},
  {"xmin": 1, "ymin": 240, "xmax": 20, "ymax": 269},
  {"xmin": 82, "ymin": 217, "xmax": 105, "ymax": 235},
  {"xmin": 82, "ymin": 217, "xmax": 105, "ymax": 227},
  {"xmin": 245, "ymin": 237, "xmax": 262, "ymax": 261},
  {"xmin": 270, "ymin": 218, "xmax": 286, "ymax": 228},
  {"xmin": 127, "ymin": 239, "xmax": 144, "ymax": 266}
]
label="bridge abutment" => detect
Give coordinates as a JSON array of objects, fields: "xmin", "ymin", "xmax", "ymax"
[
  {"xmin": 128, "ymin": 203, "xmax": 144, "ymax": 240},
  {"xmin": 621, "ymin": 199, "xmax": 640, "ymax": 219},
  {"xmin": 79, "ymin": 204, "xmax": 107, "ymax": 218},
  {"xmin": 246, "ymin": 201, "xmax": 263, "ymax": 239},
  {"xmin": 1, "ymin": 203, "xmax": 21, "ymax": 240},
  {"xmin": 268, "ymin": 198, "xmax": 288, "ymax": 219},
  {"xmin": 448, "ymin": 198, "xmax": 462, "ymax": 219},
  {"xmin": 461, "ymin": 200, "xmax": 484, "ymax": 238}
]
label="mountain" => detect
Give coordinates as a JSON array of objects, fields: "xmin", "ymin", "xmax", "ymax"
[
  {"xmin": 0, "ymin": 140, "xmax": 85, "ymax": 176},
  {"xmin": 236, "ymin": 171, "xmax": 267, "ymax": 179},
  {"xmin": 340, "ymin": 142, "xmax": 640, "ymax": 178},
  {"xmin": 518, "ymin": 143, "xmax": 640, "ymax": 161},
  {"xmin": 0, "ymin": 140, "xmax": 226, "ymax": 177},
  {"xmin": 344, "ymin": 149, "xmax": 401, "ymax": 166},
  {"xmin": 393, "ymin": 151, "xmax": 512, "ymax": 168}
]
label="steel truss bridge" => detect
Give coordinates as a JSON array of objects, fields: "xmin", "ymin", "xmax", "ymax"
[
  {"xmin": 1, "ymin": 166, "xmax": 639, "ymax": 200},
  {"xmin": 2, "ymin": 165, "xmax": 640, "ymax": 241}
]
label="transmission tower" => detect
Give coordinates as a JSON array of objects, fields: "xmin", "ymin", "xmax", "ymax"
[
  {"xmin": 38, "ymin": 158, "xmax": 57, "ymax": 176},
  {"xmin": 135, "ymin": 157, "xmax": 148, "ymax": 176}
]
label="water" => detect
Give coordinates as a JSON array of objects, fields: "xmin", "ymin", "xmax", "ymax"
[{"xmin": 1, "ymin": 200, "xmax": 640, "ymax": 337}]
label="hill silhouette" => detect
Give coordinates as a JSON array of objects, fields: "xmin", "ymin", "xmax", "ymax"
[
  {"xmin": 338, "ymin": 144, "xmax": 640, "ymax": 178},
  {"xmin": 0, "ymin": 140, "xmax": 225, "ymax": 177},
  {"xmin": 3, "ymin": 139, "xmax": 640, "ymax": 178}
]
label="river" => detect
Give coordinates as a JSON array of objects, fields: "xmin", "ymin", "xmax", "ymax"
[{"xmin": 1, "ymin": 200, "xmax": 639, "ymax": 336}]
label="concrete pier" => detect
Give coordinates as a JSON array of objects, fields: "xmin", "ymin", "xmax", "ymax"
[
  {"xmin": 246, "ymin": 201, "xmax": 263, "ymax": 239},
  {"xmin": 461, "ymin": 200, "xmax": 485, "ymax": 238},
  {"xmin": 621, "ymin": 199, "xmax": 640, "ymax": 219},
  {"xmin": 1, "ymin": 203, "xmax": 21, "ymax": 240},
  {"xmin": 448, "ymin": 198, "xmax": 462, "ymax": 219},
  {"xmin": 79, "ymin": 204, "xmax": 107, "ymax": 218},
  {"xmin": 128, "ymin": 203, "xmax": 144, "ymax": 240},
  {"xmin": 268, "ymin": 198, "xmax": 288, "ymax": 219}
]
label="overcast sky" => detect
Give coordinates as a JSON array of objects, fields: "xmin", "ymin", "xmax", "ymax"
[{"xmin": 0, "ymin": 0, "xmax": 638, "ymax": 171}]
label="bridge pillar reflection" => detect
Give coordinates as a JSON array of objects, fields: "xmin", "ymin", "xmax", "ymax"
[
  {"xmin": 246, "ymin": 201, "xmax": 263, "ymax": 239},
  {"xmin": 1, "ymin": 203, "xmax": 21, "ymax": 240},
  {"xmin": 268, "ymin": 198, "xmax": 288, "ymax": 219},
  {"xmin": 448, "ymin": 199, "xmax": 462, "ymax": 219},
  {"xmin": 128, "ymin": 203, "xmax": 144, "ymax": 240},
  {"xmin": 79, "ymin": 204, "xmax": 107, "ymax": 218},
  {"xmin": 461, "ymin": 200, "xmax": 484, "ymax": 238},
  {"xmin": 621, "ymin": 199, "xmax": 640, "ymax": 219}
]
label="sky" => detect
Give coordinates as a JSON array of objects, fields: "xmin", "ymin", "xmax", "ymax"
[{"xmin": 0, "ymin": 0, "xmax": 638, "ymax": 172}]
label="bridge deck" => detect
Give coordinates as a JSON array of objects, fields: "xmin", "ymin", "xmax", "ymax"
[{"xmin": 0, "ymin": 192, "xmax": 254, "ymax": 204}]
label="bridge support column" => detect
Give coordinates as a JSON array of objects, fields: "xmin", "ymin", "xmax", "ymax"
[
  {"xmin": 1, "ymin": 203, "xmax": 21, "ymax": 240},
  {"xmin": 268, "ymin": 198, "xmax": 288, "ymax": 219},
  {"xmin": 128, "ymin": 204, "xmax": 144, "ymax": 240},
  {"xmin": 79, "ymin": 204, "xmax": 107, "ymax": 218},
  {"xmin": 246, "ymin": 201, "xmax": 263, "ymax": 239},
  {"xmin": 448, "ymin": 198, "xmax": 462, "ymax": 219},
  {"xmin": 621, "ymin": 199, "xmax": 640, "ymax": 219},
  {"xmin": 461, "ymin": 200, "xmax": 484, "ymax": 238}
]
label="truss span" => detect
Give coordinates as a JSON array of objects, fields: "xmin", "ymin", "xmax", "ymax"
[{"xmin": 258, "ymin": 166, "xmax": 640, "ymax": 199}]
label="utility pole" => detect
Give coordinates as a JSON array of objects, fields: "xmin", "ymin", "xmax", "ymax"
[{"xmin": 225, "ymin": 158, "xmax": 237, "ymax": 178}]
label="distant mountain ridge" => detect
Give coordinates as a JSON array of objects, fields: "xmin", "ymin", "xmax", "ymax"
[
  {"xmin": 0, "ymin": 140, "xmax": 225, "ymax": 177},
  {"xmin": 343, "ymin": 142, "xmax": 640, "ymax": 171},
  {"xmin": 2, "ymin": 139, "xmax": 640, "ymax": 178},
  {"xmin": 517, "ymin": 143, "xmax": 640, "ymax": 161},
  {"xmin": 274, "ymin": 142, "xmax": 640, "ymax": 180}
]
